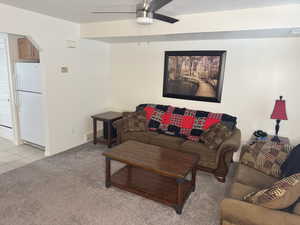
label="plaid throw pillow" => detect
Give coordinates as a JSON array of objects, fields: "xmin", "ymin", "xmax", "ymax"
[
  {"xmin": 241, "ymin": 142, "xmax": 294, "ymax": 178},
  {"xmin": 199, "ymin": 122, "xmax": 233, "ymax": 151},
  {"xmin": 243, "ymin": 173, "xmax": 300, "ymax": 209},
  {"xmin": 122, "ymin": 111, "xmax": 147, "ymax": 132}
]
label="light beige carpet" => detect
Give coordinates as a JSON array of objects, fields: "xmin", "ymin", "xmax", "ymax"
[{"xmin": 0, "ymin": 143, "xmax": 234, "ymax": 225}]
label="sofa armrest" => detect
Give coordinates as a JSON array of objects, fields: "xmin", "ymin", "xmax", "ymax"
[
  {"xmin": 216, "ymin": 128, "xmax": 241, "ymax": 163},
  {"xmin": 112, "ymin": 119, "xmax": 126, "ymax": 144},
  {"xmin": 220, "ymin": 199, "xmax": 300, "ymax": 225}
]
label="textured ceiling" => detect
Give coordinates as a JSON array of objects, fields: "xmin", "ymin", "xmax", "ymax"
[{"xmin": 0, "ymin": 0, "xmax": 298, "ymax": 23}]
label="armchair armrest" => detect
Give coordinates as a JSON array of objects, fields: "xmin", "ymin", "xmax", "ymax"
[{"xmin": 220, "ymin": 198, "xmax": 300, "ymax": 225}]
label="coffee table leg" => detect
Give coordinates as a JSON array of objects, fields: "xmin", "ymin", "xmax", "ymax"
[
  {"xmin": 175, "ymin": 178, "xmax": 184, "ymax": 215},
  {"xmin": 192, "ymin": 167, "xmax": 196, "ymax": 192},
  {"xmin": 128, "ymin": 165, "xmax": 132, "ymax": 184},
  {"xmin": 93, "ymin": 119, "xmax": 97, "ymax": 145},
  {"xmin": 105, "ymin": 158, "xmax": 111, "ymax": 188}
]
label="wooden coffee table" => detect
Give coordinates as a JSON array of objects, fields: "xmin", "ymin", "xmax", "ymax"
[{"xmin": 102, "ymin": 140, "xmax": 200, "ymax": 214}]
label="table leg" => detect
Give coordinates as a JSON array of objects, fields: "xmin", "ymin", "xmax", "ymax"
[
  {"xmin": 105, "ymin": 158, "xmax": 111, "ymax": 188},
  {"xmin": 175, "ymin": 178, "xmax": 184, "ymax": 215},
  {"xmin": 93, "ymin": 119, "xmax": 97, "ymax": 145},
  {"xmin": 107, "ymin": 120, "xmax": 112, "ymax": 148},
  {"xmin": 192, "ymin": 167, "xmax": 196, "ymax": 192},
  {"xmin": 128, "ymin": 165, "xmax": 132, "ymax": 184}
]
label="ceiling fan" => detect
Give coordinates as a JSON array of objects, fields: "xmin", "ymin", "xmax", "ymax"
[{"xmin": 92, "ymin": 0, "xmax": 178, "ymax": 25}]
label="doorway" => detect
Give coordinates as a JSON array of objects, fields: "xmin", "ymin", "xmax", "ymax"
[
  {"xmin": 0, "ymin": 34, "xmax": 13, "ymax": 140},
  {"xmin": 0, "ymin": 33, "xmax": 45, "ymax": 174}
]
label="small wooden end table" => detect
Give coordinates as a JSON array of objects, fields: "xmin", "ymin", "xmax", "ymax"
[
  {"xmin": 91, "ymin": 111, "xmax": 122, "ymax": 148},
  {"xmin": 103, "ymin": 140, "xmax": 200, "ymax": 214}
]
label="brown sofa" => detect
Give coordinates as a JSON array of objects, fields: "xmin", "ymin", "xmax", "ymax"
[
  {"xmin": 220, "ymin": 163, "xmax": 300, "ymax": 225},
  {"xmin": 113, "ymin": 118, "xmax": 241, "ymax": 182}
]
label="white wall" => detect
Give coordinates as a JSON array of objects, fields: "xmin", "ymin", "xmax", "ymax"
[
  {"xmin": 110, "ymin": 37, "xmax": 300, "ymax": 145},
  {"xmin": 0, "ymin": 3, "xmax": 111, "ymax": 155}
]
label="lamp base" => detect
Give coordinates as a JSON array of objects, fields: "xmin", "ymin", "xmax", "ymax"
[{"xmin": 271, "ymin": 135, "xmax": 280, "ymax": 143}]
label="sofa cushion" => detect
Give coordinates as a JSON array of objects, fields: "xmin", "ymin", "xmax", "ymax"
[
  {"xmin": 234, "ymin": 164, "xmax": 279, "ymax": 189},
  {"xmin": 122, "ymin": 111, "xmax": 147, "ymax": 132},
  {"xmin": 149, "ymin": 134, "xmax": 185, "ymax": 151},
  {"xmin": 293, "ymin": 203, "xmax": 300, "ymax": 215},
  {"xmin": 199, "ymin": 122, "xmax": 233, "ymax": 151},
  {"xmin": 243, "ymin": 173, "xmax": 300, "ymax": 209},
  {"xmin": 240, "ymin": 142, "xmax": 293, "ymax": 178},
  {"xmin": 122, "ymin": 131, "xmax": 159, "ymax": 144},
  {"xmin": 229, "ymin": 182, "xmax": 260, "ymax": 200},
  {"xmin": 180, "ymin": 141, "xmax": 217, "ymax": 169}
]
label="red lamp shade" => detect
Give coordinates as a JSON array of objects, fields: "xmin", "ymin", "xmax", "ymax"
[{"xmin": 271, "ymin": 97, "xmax": 288, "ymax": 120}]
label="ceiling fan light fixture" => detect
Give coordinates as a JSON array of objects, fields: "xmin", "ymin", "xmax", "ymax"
[
  {"xmin": 136, "ymin": 10, "xmax": 153, "ymax": 24},
  {"xmin": 136, "ymin": 16, "xmax": 153, "ymax": 24}
]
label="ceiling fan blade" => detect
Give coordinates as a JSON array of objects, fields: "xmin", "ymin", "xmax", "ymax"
[
  {"xmin": 148, "ymin": 0, "xmax": 173, "ymax": 11},
  {"xmin": 153, "ymin": 13, "xmax": 178, "ymax": 23},
  {"xmin": 91, "ymin": 11, "xmax": 136, "ymax": 14}
]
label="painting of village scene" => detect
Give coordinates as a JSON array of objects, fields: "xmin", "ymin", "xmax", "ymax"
[{"xmin": 163, "ymin": 51, "xmax": 226, "ymax": 102}]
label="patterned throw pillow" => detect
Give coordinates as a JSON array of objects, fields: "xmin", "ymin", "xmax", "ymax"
[
  {"xmin": 199, "ymin": 122, "xmax": 233, "ymax": 151},
  {"xmin": 241, "ymin": 142, "xmax": 294, "ymax": 178},
  {"xmin": 122, "ymin": 111, "xmax": 147, "ymax": 132},
  {"xmin": 243, "ymin": 173, "xmax": 300, "ymax": 209}
]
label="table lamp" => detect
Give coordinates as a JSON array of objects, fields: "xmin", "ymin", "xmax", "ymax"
[{"xmin": 270, "ymin": 96, "xmax": 288, "ymax": 142}]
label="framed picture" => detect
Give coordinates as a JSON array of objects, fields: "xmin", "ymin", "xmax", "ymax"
[{"xmin": 163, "ymin": 51, "xmax": 227, "ymax": 103}]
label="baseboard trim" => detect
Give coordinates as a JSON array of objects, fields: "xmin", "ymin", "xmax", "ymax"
[{"xmin": 0, "ymin": 126, "xmax": 13, "ymax": 141}]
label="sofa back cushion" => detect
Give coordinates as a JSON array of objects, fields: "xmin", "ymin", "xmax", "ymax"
[
  {"xmin": 137, "ymin": 104, "xmax": 237, "ymax": 141},
  {"xmin": 241, "ymin": 142, "xmax": 294, "ymax": 178},
  {"xmin": 122, "ymin": 111, "xmax": 147, "ymax": 132}
]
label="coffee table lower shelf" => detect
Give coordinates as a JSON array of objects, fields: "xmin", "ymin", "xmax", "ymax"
[{"xmin": 108, "ymin": 165, "xmax": 193, "ymax": 214}]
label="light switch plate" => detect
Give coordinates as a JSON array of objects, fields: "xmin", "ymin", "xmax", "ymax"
[{"xmin": 61, "ymin": 66, "xmax": 69, "ymax": 73}]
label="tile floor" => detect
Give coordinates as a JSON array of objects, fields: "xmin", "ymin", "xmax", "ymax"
[{"xmin": 0, "ymin": 137, "xmax": 45, "ymax": 175}]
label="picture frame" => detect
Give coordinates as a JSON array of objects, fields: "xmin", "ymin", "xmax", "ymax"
[{"xmin": 163, "ymin": 51, "xmax": 227, "ymax": 103}]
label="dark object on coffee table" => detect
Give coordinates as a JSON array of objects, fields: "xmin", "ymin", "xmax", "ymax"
[{"xmin": 103, "ymin": 140, "xmax": 200, "ymax": 215}]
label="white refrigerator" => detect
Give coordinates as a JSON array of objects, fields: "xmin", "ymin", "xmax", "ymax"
[{"xmin": 16, "ymin": 62, "xmax": 45, "ymax": 147}]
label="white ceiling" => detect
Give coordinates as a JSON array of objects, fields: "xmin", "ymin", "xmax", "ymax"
[{"xmin": 0, "ymin": 0, "xmax": 298, "ymax": 23}]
